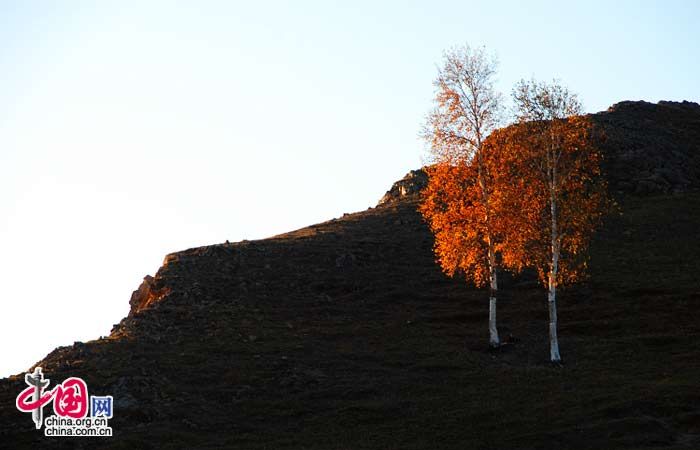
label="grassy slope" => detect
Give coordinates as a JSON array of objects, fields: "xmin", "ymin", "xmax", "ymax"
[{"xmin": 0, "ymin": 193, "xmax": 699, "ymax": 450}]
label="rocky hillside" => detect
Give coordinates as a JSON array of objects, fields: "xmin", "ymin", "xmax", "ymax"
[
  {"xmin": 0, "ymin": 101, "xmax": 699, "ymax": 450},
  {"xmin": 593, "ymin": 100, "xmax": 700, "ymax": 195}
]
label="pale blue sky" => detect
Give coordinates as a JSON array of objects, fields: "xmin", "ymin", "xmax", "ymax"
[{"xmin": 1, "ymin": 1, "xmax": 698, "ymax": 377}]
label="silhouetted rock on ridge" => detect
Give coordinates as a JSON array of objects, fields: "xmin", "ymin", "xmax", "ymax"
[{"xmin": 378, "ymin": 168, "xmax": 428, "ymax": 205}]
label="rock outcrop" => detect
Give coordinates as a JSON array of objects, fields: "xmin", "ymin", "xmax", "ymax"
[
  {"xmin": 377, "ymin": 168, "xmax": 428, "ymax": 205},
  {"xmin": 128, "ymin": 275, "xmax": 170, "ymax": 315}
]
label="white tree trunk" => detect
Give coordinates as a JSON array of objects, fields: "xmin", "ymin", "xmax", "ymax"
[
  {"xmin": 488, "ymin": 243, "xmax": 500, "ymax": 348},
  {"xmin": 548, "ymin": 191, "xmax": 562, "ymax": 363},
  {"xmin": 548, "ymin": 267, "xmax": 561, "ymax": 362},
  {"xmin": 489, "ymin": 295, "xmax": 499, "ymax": 348}
]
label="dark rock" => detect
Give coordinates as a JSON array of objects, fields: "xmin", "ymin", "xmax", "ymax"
[
  {"xmin": 129, "ymin": 275, "xmax": 171, "ymax": 314},
  {"xmin": 335, "ymin": 252, "xmax": 356, "ymax": 268},
  {"xmin": 378, "ymin": 169, "xmax": 428, "ymax": 205}
]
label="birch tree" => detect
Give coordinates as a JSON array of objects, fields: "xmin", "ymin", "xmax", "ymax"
[
  {"xmin": 509, "ymin": 79, "xmax": 608, "ymax": 362},
  {"xmin": 420, "ymin": 45, "xmax": 504, "ymax": 348}
]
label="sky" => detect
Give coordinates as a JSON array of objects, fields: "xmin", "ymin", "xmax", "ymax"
[{"xmin": 1, "ymin": 0, "xmax": 698, "ymax": 377}]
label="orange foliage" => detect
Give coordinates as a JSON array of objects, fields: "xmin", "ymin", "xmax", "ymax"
[
  {"xmin": 493, "ymin": 116, "xmax": 609, "ymax": 285},
  {"xmin": 420, "ymin": 45, "xmax": 504, "ymax": 291},
  {"xmin": 420, "ymin": 115, "xmax": 608, "ymax": 289},
  {"xmin": 417, "ymin": 136, "xmax": 503, "ymax": 289},
  {"xmin": 419, "ymin": 160, "xmax": 500, "ymax": 287}
]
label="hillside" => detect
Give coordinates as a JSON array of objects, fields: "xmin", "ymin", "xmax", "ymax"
[{"xmin": 1, "ymin": 101, "xmax": 699, "ymax": 449}]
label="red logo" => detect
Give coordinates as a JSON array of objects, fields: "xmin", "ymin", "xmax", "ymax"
[{"xmin": 16, "ymin": 368, "xmax": 89, "ymax": 428}]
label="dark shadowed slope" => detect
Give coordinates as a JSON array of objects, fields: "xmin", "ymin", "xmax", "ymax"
[
  {"xmin": 1, "ymin": 101, "xmax": 699, "ymax": 450},
  {"xmin": 593, "ymin": 100, "xmax": 700, "ymax": 195}
]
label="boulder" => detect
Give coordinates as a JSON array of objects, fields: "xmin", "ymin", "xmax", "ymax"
[{"xmin": 378, "ymin": 169, "xmax": 428, "ymax": 205}]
